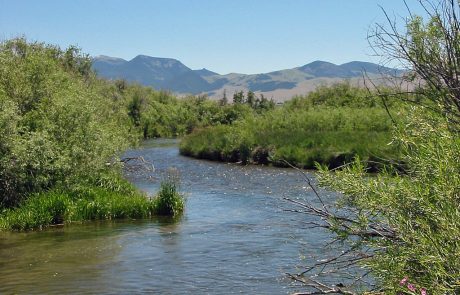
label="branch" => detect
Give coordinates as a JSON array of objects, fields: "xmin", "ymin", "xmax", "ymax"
[
  {"xmin": 281, "ymin": 160, "xmax": 328, "ymax": 211},
  {"xmin": 120, "ymin": 156, "xmax": 155, "ymax": 173},
  {"xmin": 287, "ymin": 273, "xmax": 358, "ymax": 295}
]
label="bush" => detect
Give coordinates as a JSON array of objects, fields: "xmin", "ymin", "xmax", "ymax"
[
  {"xmin": 316, "ymin": 109, "xmax": 460, "ymax": 294},
  {"xmin": 0, "ymin": 39, "xmax": 192, "ymax": 230},
  {"xmin": 0, "ymin": 38, "xmax": 133, "ymax": 207},
  {"xmin": 119, "ymin": 86, "xmax": 254, "ymax": 139}
]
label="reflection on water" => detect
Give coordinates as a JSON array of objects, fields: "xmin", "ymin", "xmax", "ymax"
[{"xmin": 0, "ymin": 139, "xmax": 337, "ymax": 294}]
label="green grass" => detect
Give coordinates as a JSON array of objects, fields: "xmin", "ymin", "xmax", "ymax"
[
  {"xmin": 0, "ymin": 179, "xmax": 185, "ymax": 231},
  {"xmin": 180, "ymin": 106, "xmax": 401, "ymax": 169},
  {"xmin": 151, "ymin": 179, "xmax": 184, "ymax": 216}
]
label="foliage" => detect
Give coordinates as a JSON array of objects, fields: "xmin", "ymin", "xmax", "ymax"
[
  {"xmin": 289, "ymin": 1, "xmax": 460, "ymax": 293},
  {"xmin": 180, "ymin": 83, "xmax": 400, "ymax": 169},
  {"xmin": 0, "ymin": 38, "xmax": 134, "ymax": 207},
  {"xmin": 371, "ymin": 0, "xmax": 460, "ymax": 125},
  {"xmin": 232, "ymin": 90, "xmax": 276, "ymax": 112},
  {"xmin": 0, "ymin": 177, "xmax": 151, "ymax": 231},
  {"xmin": 287, "ymin": 82, "xmax": 398, "ymax": 109},
  {"xmin": 115, "ymin": 85, "xmax": 254, "ymax": 138},
  {"xmin": 0, "ymin": 38, "xmax": 191, "ymax": 229},
  {"xmin": 151, "ymin": 176, "xmax": 184, "ymax": 217},
  {"xmin": 314, "ymin": 109, "xmax": 460, "ymax": 294}
]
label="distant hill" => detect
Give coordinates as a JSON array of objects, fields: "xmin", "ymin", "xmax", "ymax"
[
  {"xmin": 92, "ymin": 55, "xmax": 400, "ymax": 101},
  {"xmin": 193, "ymin": 68, "xmax": 219, "ymax": 77},
  {"xmin": 92, "ymin": 55, "xmax": 210, "ymax": 93}
]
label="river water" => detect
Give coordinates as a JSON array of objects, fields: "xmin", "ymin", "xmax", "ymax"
[{"xmin": 0, "ymin": 139, "xmax": 338, "ymax": 294}]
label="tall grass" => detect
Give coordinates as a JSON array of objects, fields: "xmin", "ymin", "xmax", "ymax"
[
  {"xmin": 0, "ymin": 179, "xmax": 185, "ymax": 231},
  {"xmin": 180, "ymin": 105, "xmax": 401, "ymax": 169},
  {"xmin": 151, "ymin": 179, "xmax": 184, "ymax": 216}
]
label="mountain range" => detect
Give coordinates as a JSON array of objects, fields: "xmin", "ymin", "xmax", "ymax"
[{"xmin": 92, "ymin": 55, "xmax": 400, "ymax": 101}]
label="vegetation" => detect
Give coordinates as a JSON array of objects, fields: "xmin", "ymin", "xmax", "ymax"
[
  {"xmin": 312, "ymin": 110, "xmax": 460, "ymax": 294},
  {"xmin": 121, "ymin": 87, "xmax": 254, "ymax": 138},
  {"xmin": 0, "ymin": 38, "xmax": 189, "ymax": 230},
  {"xmin": 152, "ymin": 177, "xmax": 184, "ymax": 217},
  {"xmin": 0, "ymin": 177, "xmax": 185, "ymax": 231},
  {"xmin": 2, "ymin": 1, "xmax": 458, "ymax": 292},
  {"xmin": 0, "ymin": 38, "xmax": 136, "ymax": 208},
  {"xmin": 231, "ymin": 90, "xmax": 276, "ymax": 112},
  {"xmin": 287, "ymin": 1, "xmax": 460, "ymax": 294},
  {"xmin": 180, "ymin": 82, "xmax": 402, "ymax": 169}
]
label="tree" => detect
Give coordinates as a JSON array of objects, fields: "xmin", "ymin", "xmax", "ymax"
[
  {"xmin": 233, "ymin": 90, "xmax": 245, "ymax": 104},
  {"xmin": 257, "ymin": 94, "xmax": 275, "ymax": 111},
  {"xmin": 220, "ymin": 89, "xmax": 228, "ymax": 106},
  {"xmin": 246, "ymin": 90, "xmax": 255, "ymax": 107}
]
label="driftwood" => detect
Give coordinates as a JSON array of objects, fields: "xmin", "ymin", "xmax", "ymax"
[{"xmin": 120, "ymin": 156, "xmax": 155, "ymax": 173}]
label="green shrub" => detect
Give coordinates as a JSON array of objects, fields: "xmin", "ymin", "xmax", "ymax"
[
  {"xmin": 0, "ymin": 38, "xmax": 134, "ymax": 207},
  {"xmin": 119, "ymin": 87, "xmax": 254, "ymax": 139},
  {"xmin": 317, "ymin": 109, "xmax": 460, "ymax": 294}
]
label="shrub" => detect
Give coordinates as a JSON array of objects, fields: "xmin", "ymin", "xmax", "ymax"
[
  {"xmin": 179, "ymin": 92, "xmax": 400, "ymax": 169},
  {"xmin": 0, "ymin": 38, "xmax": 133, "ymax": 207},
  {"xmin": 316, "ymin": 109, "xmax": 460, "ymax": 293}
]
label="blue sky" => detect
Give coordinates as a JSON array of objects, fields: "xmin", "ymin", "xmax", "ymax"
[{"xmin": 1, "ymin": 0, "xmax": 426, "ymax": 74}]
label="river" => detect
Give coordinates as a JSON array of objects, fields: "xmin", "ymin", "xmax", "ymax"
[{"xmin": 0, "ymin": 139, "xmax": 338, "ymax": 294}]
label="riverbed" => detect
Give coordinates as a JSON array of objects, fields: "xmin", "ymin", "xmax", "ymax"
[{"xmin": 0, "ymin": 139, "xmax": 337, "ymax": 294}]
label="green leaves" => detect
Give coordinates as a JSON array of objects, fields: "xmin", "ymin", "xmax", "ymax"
[
  {"xmin": 0, "ymin": 38, "xmax": 132, "ymax": 207},
  {"xmin": 152, "ymin": 178, "xmax": 185, "ymax": 217},
  {"xmin": 317, "ymin": 109, "xmax": 460, "ymax": 293}
]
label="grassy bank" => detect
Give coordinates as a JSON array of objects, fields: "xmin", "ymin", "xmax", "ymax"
[
  {"xmin": 0, "ymin": 178, "xmax": 184, "ymax": 231},
  {"xmin": 180, "ymin": 84, "xmax": 402, "ymax": 169}
]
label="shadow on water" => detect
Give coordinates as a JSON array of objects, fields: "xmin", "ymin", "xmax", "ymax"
[{"xmin": 0, "ymin": 139, "xmax": 339, "ymax": 294}]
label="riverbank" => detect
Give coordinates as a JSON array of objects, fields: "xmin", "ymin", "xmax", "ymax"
[{"xmin": 179, "ymin": 84, "xmax": 403, "ymax": 170}]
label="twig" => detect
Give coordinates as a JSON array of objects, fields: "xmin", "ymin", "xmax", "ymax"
[{"xmin": 282, "ymin": 160, "xmax": 327, "ymax": 211}]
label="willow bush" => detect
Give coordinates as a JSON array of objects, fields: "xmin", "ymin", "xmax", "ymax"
[
  {"xmin": 0, "ymin": 38, "xmax": 137, "ymax": 207},
  {"xmin": 316, "ymin": 109, "xmax": 460, "ymax": 294},
  {"xmin": 290, "ymin": 1, "xmax": 460, "ymax": 293}
]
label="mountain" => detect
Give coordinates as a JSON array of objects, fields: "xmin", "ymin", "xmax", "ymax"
[
  {"xmin": 193, "ymin": 68, "xmax": 219, "ymax": 77},
  {"xmin": 298, "ymin": 60, "xmax": 352, "ymax": 78},
  {"xmin": 340, "ymin": 61, "xmax": 400, "ymax": 76},
  {"xmin": 92, "ymin": 55, "xmax": 210, "ymax": 93},
  {"xmin": 92, "ymin": 55, "xmax": 400, "ymax": 101}
]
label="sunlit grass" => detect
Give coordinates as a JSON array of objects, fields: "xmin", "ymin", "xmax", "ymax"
[
  {"xmin": 180, "ymin": 107, "xmax": 400, "ymax": 169},
  {"xmin": 0, "ymin": 179, "xmax": 185, "ymax": 231}
]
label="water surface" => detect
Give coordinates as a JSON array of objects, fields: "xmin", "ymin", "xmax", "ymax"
[{"xmin": 0, "ymin": 139, "xmax": 337, "ymax": 294}]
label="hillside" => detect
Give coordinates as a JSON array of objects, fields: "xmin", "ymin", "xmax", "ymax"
[{"xmin": 92, "ymin": 55, "xmax": 400, "ymax": 101}]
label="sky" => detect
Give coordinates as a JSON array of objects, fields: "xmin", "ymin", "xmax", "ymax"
[{"xmin": 0, "ymin": 0, "xmax": 427, "ymax": 74}]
